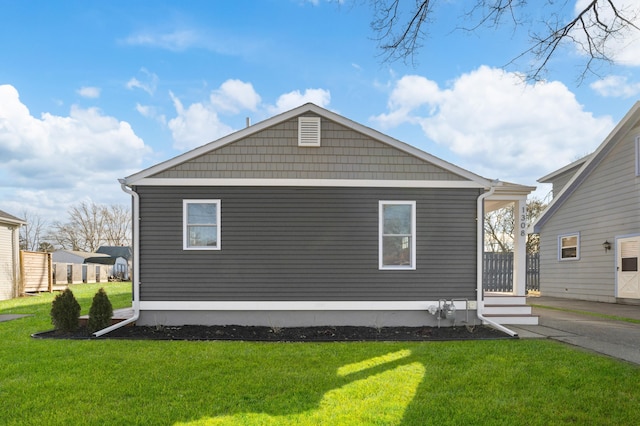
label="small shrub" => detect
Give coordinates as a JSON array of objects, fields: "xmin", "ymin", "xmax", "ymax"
[
  {"xmin": 87, "ymin": 288, "xmax": 113, "ymax": 333},
  {"xmin": 50, "ymin": 288, "xmax": 81, "ymax": 332}
]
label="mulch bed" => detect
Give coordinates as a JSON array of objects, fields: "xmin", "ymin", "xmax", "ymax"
[{"xmin": 33, "ymin": 324, "xmax": 513, "ymax": 341}]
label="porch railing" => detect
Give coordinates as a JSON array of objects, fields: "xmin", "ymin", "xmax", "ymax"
[{"xmin": 483, "ymin": 252, "xmax": 540, "ymax": 293}]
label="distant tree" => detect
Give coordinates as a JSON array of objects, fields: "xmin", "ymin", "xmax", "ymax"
[
  {"xmin": 102, "ymin": 204, "xmax": 132, "ymax": 247},
  {"xmin": 38, "ymin": 242, "xmax": 55, "ymax": 253},
  {"xmin": 49, "ymin": 201, "xmax": 131, "ymax": 252},
  {"xmin": 485, "ymin": 197, "xmax": 546, "ymax": 253},
  {"xmin": 19, "ymin": 210, "xmax": 48, "ymax": 251},
  {"xmin": 368, "ymin": 0, "xmax": 639, "ymax": 81}
]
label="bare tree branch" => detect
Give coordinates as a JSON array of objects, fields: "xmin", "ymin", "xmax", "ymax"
[
  {"xmin": 48, "ymin": 201, "xmax": 131, "ymax": 252},
  {"xmin": 368, "ymin": 0, "xmax": 640, "ymax": 82}
]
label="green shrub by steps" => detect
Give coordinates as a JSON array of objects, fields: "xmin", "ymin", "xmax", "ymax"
[
  {"xmin": 87, "ymin": 287, "xmax": 114, "ymax": 333},
  {"xmin": 50, "ymin": 288, "xmax": 81, "ymax": 332}
]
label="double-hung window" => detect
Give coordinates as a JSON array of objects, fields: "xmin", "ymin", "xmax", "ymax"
[
  {"xmin": 559, "ymin": 233, "xmax": 579, "ymax": 260},
  {"xmin": 379, "ymin": 201, "xmax": 416, "ymax": 270},
  {"xmin": 183, "ymin": 200, "xmax": 220, "ymax": 250}
]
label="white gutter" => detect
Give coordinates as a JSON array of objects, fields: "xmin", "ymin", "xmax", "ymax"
[
  {"xmin": 93, "ymin": 180, "xmax": 140, "ymax": 337},
  {"xmin": 476, "ymin": 183, "xmax": 518, "ymax": 337}
]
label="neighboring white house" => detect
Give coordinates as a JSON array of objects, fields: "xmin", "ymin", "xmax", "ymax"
[
  {"xmin": 52, "ymin": 249, "xmax": 129, "ymax": 281},
  {"xmin": 52, "ymin": 249, "xmax": 111, "ymax": 265},
  {"xmin": 532, "ymin": 102, "xmax": 640, "ymax": 304},
  {"xmin": 0, "ymin": 209, "xmax": 26, "ymax": 300}
]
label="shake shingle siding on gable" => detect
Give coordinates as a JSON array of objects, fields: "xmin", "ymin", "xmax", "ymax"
[
  {"xmin": 137, "ymin": 186, "xmax": 480, "ymax": 302},
  {"xmin": 150, "ymin": 117, "xmax": 466, "ymax": 181}
]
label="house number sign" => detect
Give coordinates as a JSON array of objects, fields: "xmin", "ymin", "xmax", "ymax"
[{"xmin": 520, "ymin": 205, "xmax": 526, "ymax": 237}]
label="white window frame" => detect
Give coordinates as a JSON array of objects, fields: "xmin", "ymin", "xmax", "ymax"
[
  {"xmin": 183, "ymin": 199, "xmax": 221, "ymax": 250},
  {"xmin": 379, "ymin": 200, "xmax": 416, "ymax": 270},
  {"xmin": 558, "ymin": 232, "xmax": 580, "ymax": 261}
]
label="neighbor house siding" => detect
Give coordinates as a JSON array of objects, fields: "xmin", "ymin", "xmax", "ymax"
[
  {"xmin": 137, "ymin": 186, "xmax": 481, "ymax": 302},
  {"xmin": 539, "ymin": 126, "xmax": 640, "ymax": 302},
  {"xmin": 151, "ymin": 116, "xmax": 467, "ymax": 181},
  {"xmin": 549, "ymin": 164, "xmax": 583, "ymax": 198},
  {"xmin": 0, "ymin": 226, "xmax": 17, "ymax": 300}
]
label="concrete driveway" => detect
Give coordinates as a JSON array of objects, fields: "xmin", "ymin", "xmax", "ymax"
[{"xmin": 510, "ymin": 296, "xmax": 640, "ymax": 365}]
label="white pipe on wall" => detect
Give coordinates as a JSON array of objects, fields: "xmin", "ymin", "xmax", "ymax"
[
  {"xmin": 93, "ymin": 181, "xmax": 140, "ymax": 337},
  {"xmin": 476, "ymin": 183, "xmax": 518, "ymax": 337}
]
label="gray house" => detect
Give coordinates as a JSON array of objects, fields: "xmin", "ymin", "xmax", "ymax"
[
  {"xmin": 0, "ymin": 209, "xmax": 26, "ymax": 300},
  {"xmin": 533, "ymin": 101, "xmax": 640, "ymax": 304},
  {"xmin": 115, "ymin": 103, "xmax": 535, "ymax": 331}
]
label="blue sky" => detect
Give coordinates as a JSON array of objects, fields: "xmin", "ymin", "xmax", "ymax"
[{"xmin": 1, "ymin": 0, "xmax": 639, "ymax": 223}]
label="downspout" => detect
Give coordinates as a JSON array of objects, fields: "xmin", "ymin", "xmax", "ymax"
[
  {"xmin": 93, "ymin": 180, "xmax": 140, "ymax": 337},
  {"xmin": 476, "ymin": 182, "xmax": 518, "ymax": 337}
]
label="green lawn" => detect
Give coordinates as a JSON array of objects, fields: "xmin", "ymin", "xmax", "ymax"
[{"xmin": 2, "ymin": 283, "xmax": 640, "ymax": 425}]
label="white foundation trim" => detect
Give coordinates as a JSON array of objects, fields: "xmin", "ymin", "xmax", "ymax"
[{"xmin": 139, "ymin": 300, "xmax": 474, "ymax": 311}]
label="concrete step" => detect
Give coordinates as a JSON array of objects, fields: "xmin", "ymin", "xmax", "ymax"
[
  {"xmin": 79, "ymin": 308, "xmax": 135, "ymax": 327},
  {"xmin": 482, "ymin": 314, "xmax": 539, "ymax": 325},
  {"xmin": 484, "ymin": 304, "xmax": 533, "ymax": 315},
  {"xmin": 484, "ymin": 295, "xmax": 527, "ymax": 305}
]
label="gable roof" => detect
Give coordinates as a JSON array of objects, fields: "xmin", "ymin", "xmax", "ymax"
[
  {"xmin": 54, "ymin": 250, "xmax": 110, "ymax": 260},
  {"xmin": 123, "ymin": 103, "xmax": 493, "ymax": 188},
  {"xmin": 96, "ymin": 246, "xmax": 132, "ymax": 260},
  {"xmin": 537, "ymin": 154, "xmax": 590, "ymax": 184},
  {"xmin": 532, "ymin": 101, "xmax": 640, "ymax": 233},
  {"xmin": 0, "ymin": 209, "xmax": 26, "ymax": 226}
]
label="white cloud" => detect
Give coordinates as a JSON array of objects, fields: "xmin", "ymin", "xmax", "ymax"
[
  {"xmin": 126, "ymin": 69, "xmax": 159, "ymax": 95},
  {"xmin": 590, "ymin": 75, "xmax": 640, "ymax": 98},
  {"xmin": 268, "ymin": 88, "xmax": 331, "ymax": 114},
  {"xmin": 371, "ymin": 66, "xmax": 614, "ymax": 185},
  {"xmin": 167, "ymin": 92, "xmax": 233, "ymax": 150},
  {"xmin": 210, "ymin": 79, "xmax": 261, "ymax": 113},
  {"xmin": 123, "ymin": 29, "xmax": 200, "ymax": 51},
  {"xmin": 77, "ymin": 86, "xmax": 101, "ymax": 98},
  {"xmin": 166, "ymin": 83, "xmax": 332, "ymax": 151},
  {"xmin": 0, "ymin": 84, "xmax": 151, "ymax": 222}
]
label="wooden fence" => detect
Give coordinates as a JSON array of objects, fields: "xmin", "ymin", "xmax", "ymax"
[
  {"xmin": 483, "ymin": 252, "xmax": 540, "ymax": 293},
  {"xmin": 19, "ymin": 250, "xmax": 113, "ymax": 294},
  {"xmin": 20, "ymin": 251, "xmax": 52, "ymax": 293}
]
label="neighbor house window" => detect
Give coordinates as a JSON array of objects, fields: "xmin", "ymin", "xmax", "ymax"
[
  {"xmin": 183, "ymin": 200, "xmax": 220, "ymax": 250},
  {"xmin": 379, "ymin": 201, "xmax": 416, "ymax": 270},
  {"xmin": 559, "ymin": 233, "xmax": 579, "ymax": 260}
]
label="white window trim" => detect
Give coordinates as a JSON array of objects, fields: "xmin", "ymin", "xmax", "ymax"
[
  {"xmin": 558, "ymin": 232, "xmax": 580, "ymax": 261},
  {"xmin": 379, "ymin": 200, "xmax": 416, "ymax": 270},
  {"xmin": 183, "ymin": 199, "xmax": 221, "ymax": 251}
]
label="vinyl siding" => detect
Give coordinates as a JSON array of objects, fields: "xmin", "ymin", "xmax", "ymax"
[
  {"xmin": 151, "ymin": 116, "xmax": 467, "ymax": 181},
  {"xmin": 0, "ymin": 226, "xmax": 16, "ymax": 300},
  {"xmin": 137, "ymin": 186, "xmax": 481, "ymax": 302},
  {"xmin": 549, "ymin": 163, "xmax": 583, "ymax": 198},
  {"xmin": 539, "ymin": 126, "xmax": 640, "ymax": 301}
]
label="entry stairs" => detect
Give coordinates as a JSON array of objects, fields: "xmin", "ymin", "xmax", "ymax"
[{"xmin": 482, "ymin": 293, "xmax": 539, "ymax": 325}]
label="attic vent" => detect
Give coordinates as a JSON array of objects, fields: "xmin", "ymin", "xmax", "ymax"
[{"xmin": 298, "ymin": 117, "xmax": 321, "ymax": 147}]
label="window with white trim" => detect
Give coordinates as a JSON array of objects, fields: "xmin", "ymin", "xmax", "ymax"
[
  {"xmin": 379, "ymin": 201, "xmax": 416, "ymax": 270},
  {"xmin": 183, "ymin": 200, "xmax": 221, "ymax": 250},
  {"xmin": 558, "ymin": 233, "xmax": 579, "ymax": 260}
]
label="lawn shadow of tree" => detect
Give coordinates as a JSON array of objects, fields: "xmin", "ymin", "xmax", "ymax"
[{"xmin": 175, "ymin": 347, "xmax": 426, "ymax": 425}]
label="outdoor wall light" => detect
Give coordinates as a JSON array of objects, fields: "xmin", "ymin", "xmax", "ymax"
[{"xmin": 602, "ymin": 241, "xmax": 612, "ymax": 252}]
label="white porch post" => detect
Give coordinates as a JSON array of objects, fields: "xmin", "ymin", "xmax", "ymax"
[{"xmin": 513, "ymin": 196, "xmax": 527, "ymax": 297}]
